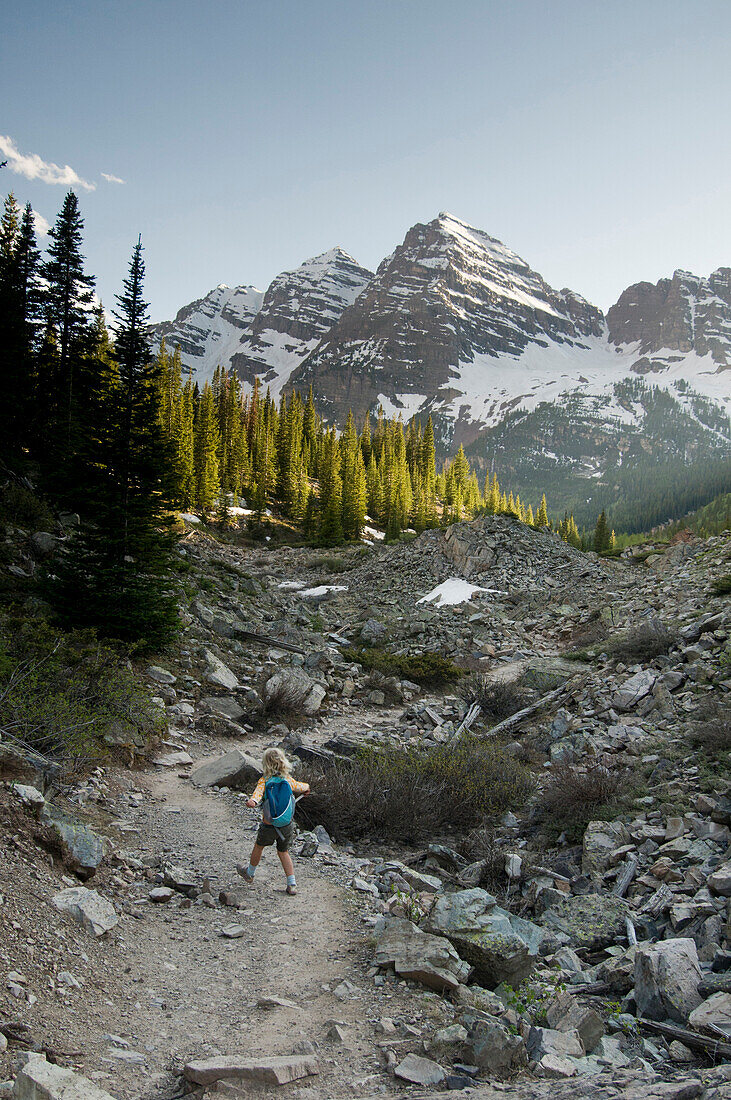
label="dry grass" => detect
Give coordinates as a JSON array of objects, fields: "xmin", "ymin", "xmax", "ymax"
[
  {"xmin": 605, "ymin": 619, "xmax": 678, "ymax": 662},
  {"xmin": 459, "ymin": 675, "xmax": 527, "ymax": 721},
  {"xmin": 537, "ymin": 761, "xmax": 630, "ymax": 841}
]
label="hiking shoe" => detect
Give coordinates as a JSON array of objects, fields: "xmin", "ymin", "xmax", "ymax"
[
  {"xmin": 286, "ymin": 884, "xmax": 298, "ymax": 896},
  {"xmin": 236, "ymin": 864, "xmax": 254, "ymax": 884}
]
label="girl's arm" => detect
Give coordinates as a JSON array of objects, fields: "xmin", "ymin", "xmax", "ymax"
[
  {"xmin": 248, "ymin": 777, "xmax": 266, "ymax": 806},
  {"xmin": 289, "ymin": 778, "xmax": 310, "ymax": 796}
]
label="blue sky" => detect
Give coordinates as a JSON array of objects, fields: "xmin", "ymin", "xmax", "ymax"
[{"xmin": 2, "ymin": 0, "xmax": 730, "ymax": 321}]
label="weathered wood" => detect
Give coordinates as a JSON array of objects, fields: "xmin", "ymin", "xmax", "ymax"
[
  {"xmin": 625, "ymin": 916, "xmax": 637, "ymax": 947},
  {"xmin": 614, "ymin": 857, "xmax": 638, "ymax": 898},
  {"xmin": 233, "ymin": 629, "xmax": 307, "ymax": 655},
  {"xmin": 637, "ymin": 1016, "xmax": 731, "ymax": 1059},
  {"xmin": 452, "ymin": 702, "xmax": 481, "ymax": 738},
  {"xmin": 641, "ymin": 882, "xmax": 674, "ymax": 916},
  {"xmin": 481, "ymin": 679, "xmax": 584, "ymax": 739}
]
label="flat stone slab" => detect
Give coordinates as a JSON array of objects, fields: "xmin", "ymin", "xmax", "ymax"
[
  {"xmin": 190, "ymin": 749, "xmax": 262, "ymax": 789},
  {"xmin": 153, "ymin": 751, "xmax": 193, "ymax": 767},
  {"xmin": 184, "ymin": 1054, "xmax": 319, "ymax": 1086},
  {"xmin": 13, "ymin": 1054, "xmax": 118, "ymax": 1099},
  {"xmin": 394, "ymin": 1053, "xmax": 445, "ymax": 1086},
  {"xmin": 52, "ymin": 887, "xmax": 118, "ymax": 937}
]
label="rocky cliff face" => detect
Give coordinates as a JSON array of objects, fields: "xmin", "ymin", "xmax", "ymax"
[
  {"xmin": 150, "ymin": 284, "xmax": 263, "ymax": 376},
  {"xmin": 229, "ymin": 248, "xmax": 373, "ymax": 395},
  {"xmin": 607, "ymin": 268, "xmax": 731, "ymax": 369},
  {"xmin": 289, "ymin": 213, "xmax": 605, "ymax": 424}
]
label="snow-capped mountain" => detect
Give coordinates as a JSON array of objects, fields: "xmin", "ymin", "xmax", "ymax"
[
  {"xmin": 151, "ymin": 212, "xmax": 730, "ymax": 521},
  {"xmin": 149, "ymin": 249, "xmax": 372, "ymax": 395},
  {"xmin": 151, "ymin": 284, "xmax": 263, "ymax": 376},
  {"xmin": 229, "ymin": 248, "xmax": 373, "ymax": 397}
]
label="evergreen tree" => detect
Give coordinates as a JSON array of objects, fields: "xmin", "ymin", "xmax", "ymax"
[
  {"xmin": 51, "ymin": 239, "xmax": 178, "ymax": 648},
  {"xmin": 42, "ymin": 191, "xmax": 95, "ymax": 458},
  {"xmin": 0, "ymin": 195, "xmax": 41, "ymax": 453},
  {"xmin": 536, "ymin": 494, "xmax": 549, "ymax": 527},
  {"xmin": 194, "ymin": 381, "xmax": 221, "ymax": 515},
  {"xmin": 593, "ymin": 509, "xmax": 611, "ymax": 553}
]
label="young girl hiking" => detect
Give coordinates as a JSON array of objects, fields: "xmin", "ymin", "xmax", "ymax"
[{"xmin": 238, "ymin": 748, "xmax": 310, "ymax": 896}]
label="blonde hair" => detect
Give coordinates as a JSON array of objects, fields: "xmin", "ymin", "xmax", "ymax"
[{"xmin": 262, "ymin": 747, "xmax": 291, "ymax": 779}]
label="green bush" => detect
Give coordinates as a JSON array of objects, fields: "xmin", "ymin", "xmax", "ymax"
[
  {"xmin": 537, "ymin": 762, "xmax": 630, "ymax": 842},
  {"xmin": 712, "ymin": 575, "xmax": 731, "ymax": 596},
  {"xmin": 310, "ymin": 554, "xmax": 351, "ymax": 574},
  {"xmin": 605, "ymin": 619, "xmax": 678, "ymax": 662},
  {"xmin": 459, "ymin": 675, "xmax": 527, "ymax": 721},
  {"xmin": 690, "ymin": 702, "xmax": 731, "ymax": 760},
  {"xmin": 0, "ymin": 481, "xmax": 54, "ymax": 532},
  {"xmin": 296, "ymin": 734, "xmax": 534, "ymax": 843},
  {"xmin": 0, "ymin": 616, "xmax": 164, "ymax": 778},
  {"xmin": 341, "ymin": 645, "xmax": 464, "ymax": 686}
]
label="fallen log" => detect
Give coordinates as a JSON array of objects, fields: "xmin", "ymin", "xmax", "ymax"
[
  {"xmin": 614, "ymin": 856, "xmax": 638, "ymax": 898},
  {"xmin": 452, "ymin": 702, "xmax": 481, "ymax": 738},
  {"xmin": 480, "ymin": 678, "xmax": 586, "ymax": 739},
  {"xmin": 637, "ymin": 1017, "xmax": 731, "ymax": 1059},
  {"xmin": 232, "ymin": 628, "xmax": 307, "ymax": 655}
]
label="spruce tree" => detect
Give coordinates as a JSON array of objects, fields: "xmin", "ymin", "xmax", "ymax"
[
  {"xmin": 194, "ymin": 381, "xmax": 221, "ymax": 515},
  {"xmin": 51, "ymin": 238, "xmax": 179, "ymax": 648},
  {"xmin": 42, "ymin": 190, "xmax": 95, "ymax": 458},
  {"xmin": 0, "ymin": 195, "xmax": 41, "ymax": 454},
  {"xmin": 593, "ymin": 509, "xmax": 611, "ymax": 553}
]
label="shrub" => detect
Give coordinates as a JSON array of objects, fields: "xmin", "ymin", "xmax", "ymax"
[
  {"xmin": 341, "ymin": 645, "xmax": 464, "ymax": 686},
  {"xmin": 0, "ymin": 616, "xmax": 164, "ymax": 779},
  {"xmin": 605, "ymin": 619, "xmax": 678, "ymax": 662},
  {"xmin": 296, "ymin": 734, "xmax": 534, "ymax": 843},
  {"xmin": 537, "ymin": 762, "xmax": 629, "ymax": 841},
  {"xmin": 0, "ymin": 480, "xmax": 54, "ymax": 532},
  {"xmin": 712, "ymin": 575, "xmax": 731, "ymax": 596},
  {"xmin": 459, "ymin": 675, "xmax": 527, "ymax": 721},
  {"xmin": 310, "ymin": 554, "xmax": 351, "ymax": 574},
  {"xmin": 690, "ymin": 702, "xmax": 731, "ymax": 758},
  {"xmin": 262, "ymin": 679, "xmax": 306, "ymax": 717}
]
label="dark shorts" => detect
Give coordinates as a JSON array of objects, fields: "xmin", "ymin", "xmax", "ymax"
[{"xmin": 256, "ymin": 821, "xmax": 294, "ymax": 851}]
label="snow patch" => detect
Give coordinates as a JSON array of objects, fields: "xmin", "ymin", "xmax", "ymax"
[{"xmin": 418, "ymin": 577, "xmax": 491, "ymax": 607}]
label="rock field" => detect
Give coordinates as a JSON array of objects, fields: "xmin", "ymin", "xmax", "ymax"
[{"xmin": 1, "ymin": 514, "xmax": 731, "ymax": 1099}]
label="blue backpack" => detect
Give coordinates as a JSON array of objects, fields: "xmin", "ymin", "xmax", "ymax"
[{"xmin": 263, "ymin": 776, "xmax": 295, "ymax": 828}]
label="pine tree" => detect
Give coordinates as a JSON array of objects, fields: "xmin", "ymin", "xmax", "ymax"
[
  {"xmin": 42, "ymin": 191, "xmax": 96, "ymax": 459},
  {"xmin": 194, "ymin": 381, "xmax": 221, "ymax": 515},
  {"xmin": 318, "ymin": 430, "xmax": 343, "ymax": 544},
  {"xmin": 0, "ymin": 195, "xmax": 42, "ymax": 453},
  {"xmin": 536, "ymin": 494, "xmax": 549, "ymax": 527},
  {"xmin": 50, "ymin": 239, "xmax": 179, "ymax": 647},
  {"xmin": 593, "ymin": 509, "xmax": 611, "ymax": 553}
]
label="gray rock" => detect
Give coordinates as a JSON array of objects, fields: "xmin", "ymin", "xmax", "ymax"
[
  {"xmin": 12, "ymin": 1054, "xmax": 117, "ymax": 1100},
  {"xmin": 582, "ymin": 820, "xmax": 630, "ymax": 875},
  {"xmin": 203, "ymin": 649, "xmax": 240, "ymax": 690},
  {"xmin": 147, "ymin": 665, "xmax": 176, "ymax": 684},
  {"xmin": 545, "ymin": 991, "xmax": 604, "ymax": 1052},
  {"xmin": 425, "ymin": 887, "xmax": 542, "ymax": 987},
  {"xmin": 635, "ymin": 938, "xmax": 703, "ymax": 1023},
  {"xmin": 527, "ymin": 1025, "xmax": 584, "ymax": 1060},
  {"xmin": 43, "ymin": 807, "xmax": 104, "ymax": 879},
  {"xmin": 11, "ymin": 784, "xmax": 45, "ymax": 810},
  {"xmin": 31, "ymin": 531, "xmax": 59, "ymax": 556},
  {"xmin": 360, "ymin": 618, "xmax": 388, "ymax": 644},
  {"xmin": 522, "ymin": 657, "xmax": 580, "ymax": 693},
  {"xmin": 184, "ymin": 1055, "xmax": 318, "ymax": 1086},
  {"xmin": 162, "ymin": 864, "xmax": 197, "ymax": 892},
  {"xmin": 612, "ymin": 670, "xmax": 656, "ymax": 710},
  {"xmin": 264, "ymin": 667, "xmax": 326, "ymax": 716},
  {"xmin": 189, "ymin": 749, "xmax": 262, "ymax": 789},
  {"xmin": 201, "ymin": 695, "xmax": 245, "ymax": 721},
  {"xmin": 52, "ymin": 887, "xmax": 118, "ymax": 937},
  {"xmin": 688, "ymin": 991, "xmax": 731, "ymax": 1038},
  {"xmin": 373, "ymin": 917, "xmax": 472, "ymax": 992},
  {"xmin": 541, "ymin": 893, "xmax": 632, "ymax": 951},
  {"xmin": 149, "ymin": 887, "xmax": 174, "ymax": 903},
  {"xmin": 153, "ymin": 751, "xmax": 193, "ymax": 767},
  {"xmin": 394, "ymin": 1053, "xmax": 444, "ymax": 1087},
  {"xmin": 464, "ymin": 1017, "xmax": 528, "ymax": 1074},
  {"xmin": 708, "ymin": 862, "xmax": 731, "ymax": 897}
]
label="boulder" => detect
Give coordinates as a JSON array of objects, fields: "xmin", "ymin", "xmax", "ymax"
[
  {"xmin": 708, "ymin": 862, "xmax": 731, "ymax": 897},
  {"xmin": 541, "ymin": 893, "xmax": 631, "ymax": 951},
  {"xmin": 360, "ymin": 618, "xmax": 388, "ymax": 644},
  {"xmin": 201, "ymin": 695, "xmax": 245, "ymax": 722},
  {"xmin": 522, "ymin": 657, "xmax": 580, "ymax": 693},
  {"xmin": 203, "ymin": 649, "xmax": 240, "ymax": 690},
  {"xmin": 264, "ymin": 667, "xmax": 326, "ymax": 716},
  {"xmin": 545, "ymin": 991, "xmax": 604, "ymax": 1052},
  {"xmin": 688, "ymin": 991, "xmax": 731, "ymax": 1038},
  {"xmin": 12, "ymin": 1054, "xmax": 118, "ymax": 1100},
  {"xmin": 394, "ymin": 1053, "xmax": 445, "ymax": 1087},
  {"xmin": 189, "ymin": 749, "xmax": 262, "ymax": 789},
  {"xmin": 43, "ymin": 808, "xmax": 104, "ymax": 879},
  {"xmin": 464, "ymin": 1017, "xmax": 528, "ymax": 1074},
  {"xmin": 582, "ymin": 820, "xmax": 630, "ymax": 875},
  {"xmin": 184, "ymin": 1055, "xmax": 318, "ymax": 1086},
  {"xmin": 373, "ymin": 917, "xmax": 472, "ymax": 992},
  {"xmin": 147, "ymin": 665, "xmax": 176, "ymax": 685},
  {"xmin": 11, "ymin": 783, "xmax": 45, "ymax": 811},
  {"xmin": 612, "ymin": 670, "xmax": 656, "ymax": 711},
  {"xmin": 52, "ymin": 887, "xmax": 118, "ymax": 937},
  {"xmin": 425, "ymin": 887, "xmax": 542, "ymax": 987},
  {"xmin": 526, "ymin": 1026, "xmax": 584, "ymax": 1061},
  {"xmin": 635, "ymin": 938, "xmax": 703, "ymax": 1023}
]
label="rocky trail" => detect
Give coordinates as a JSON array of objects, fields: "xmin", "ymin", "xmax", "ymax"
[{"xmin": 3, "ymin": 515, "xmax": 731, "ymax": 1099}]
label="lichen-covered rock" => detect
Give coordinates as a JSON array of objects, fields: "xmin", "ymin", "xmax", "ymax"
[
  {"xmin": 582, "ymin": 820, "xmax": 630, "ymax": 875},
  {"xmin": 425, "ymin": 888, "xmax": 542, "ymax": 987},
  {"xmin": 373, "ymin": 916, "xmax": 471, "ymax": 992},
  {"xmin": 540, "ymin": 893, "xmax": 631, "ymax": 951}
]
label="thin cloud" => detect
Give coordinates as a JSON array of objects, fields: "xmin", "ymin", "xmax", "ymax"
[
  {"xmin": 0, "ymin": 134, "xmax": 95, "ymax": 192},
  {"xmin": 101, "ymin": 172, "xmax": 125, "ymax": 185},
  {"xmin": 32, "ymin": 211, "xmax": 50, "ymax": 237}
]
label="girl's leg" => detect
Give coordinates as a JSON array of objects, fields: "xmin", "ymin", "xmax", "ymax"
[
  {"xmin": 277, "ymin": 849, "xmax": 297, "ymax": 894},
  {"xmin": 237, "ymin": 843, "xmax": 265, "ymax": 883}
]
